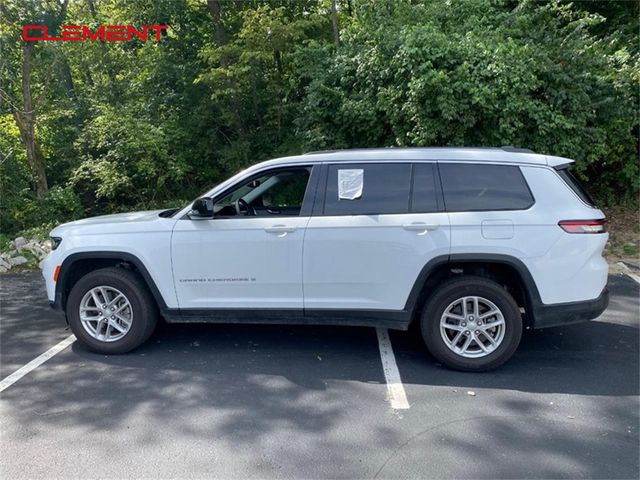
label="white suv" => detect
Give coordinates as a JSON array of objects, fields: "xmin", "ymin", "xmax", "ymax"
[{"xmin": 42, "ymin": 147, "xmax": 609, "ymax": 371}]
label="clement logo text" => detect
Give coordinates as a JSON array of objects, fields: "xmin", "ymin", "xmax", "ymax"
[{"xmin": 22, "ymin": 25, "xmax": 168, "ymax": 42}]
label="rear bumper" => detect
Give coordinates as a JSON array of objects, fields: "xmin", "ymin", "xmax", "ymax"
[{"xmin": 531, "ymin": 287, "xmax": 609, "ymax": 329}]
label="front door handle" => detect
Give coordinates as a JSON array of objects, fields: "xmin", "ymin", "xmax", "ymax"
[
  {"xmin": 264, "ymin": 225, "xmax": 297, "ymax": 234},
  {"xmin": 402, "ymin": 223, "xmax": 439, "ymax": 232}
]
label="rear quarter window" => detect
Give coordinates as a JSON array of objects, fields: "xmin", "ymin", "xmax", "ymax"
[
  {"xmin": 439, "ymin": 164, "xmax": 534, "ymax": 212},
  {"xmin": 556, "ymin": 167, "xmax": 597, "ymax": 207}
]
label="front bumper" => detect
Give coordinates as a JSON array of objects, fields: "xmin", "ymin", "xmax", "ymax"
[
  {"xmin": 531, "ymin": 288, "xmax": 609, "ymax": 329},
  {"xmin": 50, "ymin": 296, "xmax": 63, "ymax": 311}
]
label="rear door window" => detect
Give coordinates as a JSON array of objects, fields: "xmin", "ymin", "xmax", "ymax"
[
  {"xmin": 324, "ymin": 163, "xmax": 411, "ymax": 215},
  {"xmin": 439, "ymin": 164, "xmax": 534, "ymax": 211}
]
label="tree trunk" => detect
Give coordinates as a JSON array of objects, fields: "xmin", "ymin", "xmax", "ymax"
[
  {"xmin": 331, "ymin": 0, "xmax": 340, "ymax": 48},
  {"xmin": 60, "ymin": 55, "xmax": 76, "ymax": 100},
  {"xmin": 13, "ymin": 43, "xmax": 48, "ymax": 197},
  {"xmin": 206, "ymin": 0, "xmax": 244, "ymax": 138},
  {"xmin": 207, "ymin": 0, "xmax": 226, "ymax": 46},
  {"xmin": 86, "ymin": 0, "xmax": 118, "ymax": 87}
]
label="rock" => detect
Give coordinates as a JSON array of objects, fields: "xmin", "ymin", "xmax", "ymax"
[
  {"xmin": 13, "ymin": 237, "xmax": 27, "ymax": 250},
  {"xmin": 8, "ymin": 256, "xmax": 28, "ymax": 266},
  {"xmin": 0, "ymin": 265, "xmax": 7, "ymax": 273},
  {"xmin": 0, "ymin": 257, "xmax": 10, "ymax": 269},
  {"xmin": 25, "ymin": 245, "xmax": 47, "ymax": 259}
]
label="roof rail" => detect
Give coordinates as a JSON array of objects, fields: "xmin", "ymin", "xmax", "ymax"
[
  {"xmin": 500, "ymin": 146, "xmax": 534, "ymax": 153},
  {"xmin": 304, "ymin": 146, "xmax": 536, "ymax": 155},
  {"xmin": 303, "ymin": 148, "xmax": 391, "ymax": 155},
  {"xmin": 304, "ymin": 150, "xmax": 339, "ymax": 155}
]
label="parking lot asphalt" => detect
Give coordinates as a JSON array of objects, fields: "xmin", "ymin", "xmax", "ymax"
[{"xmin": 0, "ymin": 272, "xmax": 638, "ymax": 479}]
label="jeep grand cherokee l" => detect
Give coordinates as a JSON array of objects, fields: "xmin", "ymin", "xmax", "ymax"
[{"xmin": 42, "ymin": 147, "xmax": 609, "ymax": 371}]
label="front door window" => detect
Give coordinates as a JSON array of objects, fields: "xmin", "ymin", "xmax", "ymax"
[{"xmin": 214, "ymin": 168, "xmax": 311, "ymax": 217}]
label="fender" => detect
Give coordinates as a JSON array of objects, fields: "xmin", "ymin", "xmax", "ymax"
[
  {"xmin": 52, "ymin": 251, "xmax": 168, "ymax": 312},
  {"xmin": 448, "ymin": 253, "xmax": 543, "ymax": 305},
  {"xmin": 402, "ymin": 254, "xmax": 451, "ymax": 315},
  {"xmin": 403, "ymin": 253, "xmax": 543, "ymax": 320}
]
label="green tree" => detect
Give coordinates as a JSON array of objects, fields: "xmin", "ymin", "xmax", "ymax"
[{"xmin": 0, "ymin": 0, "xmax": 637, "ymax": 238}]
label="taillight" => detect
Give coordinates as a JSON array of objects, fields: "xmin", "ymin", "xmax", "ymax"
[{"xmin": 558, "ymin": 219, "xmax": 607, "ymax": 234}]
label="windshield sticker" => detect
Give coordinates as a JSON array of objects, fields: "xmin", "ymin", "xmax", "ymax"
[{"xmin": 338, "ymin": 169, "xmax": 364, "ymax": 200}]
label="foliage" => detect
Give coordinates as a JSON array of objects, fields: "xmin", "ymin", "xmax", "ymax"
[
  {"xmin": 13, "ymin": 221, "xmax": 57, "ymax": 242},
  {"xmin": 0, "ymin": 0, "xmax": 638, "ymax": 237},
  {"xmin": 300, "ymin": 1, "xmax": 639, "ymax": 204},
  {"xmin": 71, "ymin": 106, "xmax": 185, "ymax": 212},
  {"xmin": 0, "ymin": 114, "xmax": 32, "ymax": 234}
]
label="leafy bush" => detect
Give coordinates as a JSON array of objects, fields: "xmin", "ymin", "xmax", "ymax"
[
  {"xmin": 1, "ymin": 0, "xmax": 637, "ymax": 242},
  {"xmin": 299, "ymin": 1, "xmax": 638, "ymax": 204},
  {"xmin": 15, "ymin": 222, "xmax": 58, "ymax": 241},
  {"xmin": 71, "ymin": 106, "xmax": 186, "ymax": 213},
  {"xmin": 4, "ymin": 187, "xmax": 83, "ymax": 237},
  {"xmin": 35, "ymin": 186, "xmax": 84, "ymax": 226}
]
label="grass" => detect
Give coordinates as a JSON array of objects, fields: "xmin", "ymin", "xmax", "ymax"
[{"xmin": 0, "ymin": 233, "xmax": 11, "ymax": 251}]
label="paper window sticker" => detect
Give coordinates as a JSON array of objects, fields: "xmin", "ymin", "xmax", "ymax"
[{"xmin": 337, "ymin": 169, "xmax": 364, "ymax": 200}]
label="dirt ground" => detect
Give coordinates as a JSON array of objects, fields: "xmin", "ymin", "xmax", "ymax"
[{"xmin": 603, "ymin": 205, "xmax": 639, "ymax": 268}]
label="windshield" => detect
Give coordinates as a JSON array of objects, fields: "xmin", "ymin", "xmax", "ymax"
[{"xmin": 171, "ymin": 166, "xmax": 253, "ymax": 218}]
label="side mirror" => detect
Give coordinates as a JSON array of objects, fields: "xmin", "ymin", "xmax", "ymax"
[{"xmin": 189, "ymin": 197, "xmax": 214, "ymax": 219}]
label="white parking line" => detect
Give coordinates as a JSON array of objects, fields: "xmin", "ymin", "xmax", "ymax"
[
  {"xmin": 617, "ymin": 262, "xmax": 640, "ymax": 285},
  {"xmin": 0, "ymin": 335, "xmax": 76, "ymax": 393},
  {"xmin": 376, "ymin": 328, "xmax": 410, "ymax": 410},
  {"xmin": 627, "ymin": 273, "xmax": 640, "ymax": 285}
]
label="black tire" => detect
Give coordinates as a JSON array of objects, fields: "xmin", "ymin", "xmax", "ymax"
[
  {"xmin": 66, "ymin": 267, "xmax": 158, "ymax": 354},
  {"xmin": 420, "ymin": 276, "xmax": 522, "ymax": 371}
]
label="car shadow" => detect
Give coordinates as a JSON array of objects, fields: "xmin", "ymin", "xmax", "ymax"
[
  {"xmin": 68, "ymin": 274, "xmax": 639, "ymax": 398},
  {"xmin": 0, "ymin": 273, "xmax": 68, "ymax": 377},
  {"xmin": 1, "ymin": 274, "xmax": 638, "ymax": 478},
  {"xmin": 393, "ymin": 274, "xmax": 639, "ymax": 397}
]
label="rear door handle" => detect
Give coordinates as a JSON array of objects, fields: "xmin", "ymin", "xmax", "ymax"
[
  {"xmin": 402, "ymin": 223, "xmax": 439, "ymax": 231},
  {"xmin": 264, "ymin": 225, "xmax": 297, "ymax": 234}
]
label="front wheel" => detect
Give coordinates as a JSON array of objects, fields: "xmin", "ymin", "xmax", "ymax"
[
  {"xmin": 66, "ymin": 267, "xmax": 158, "ymax": 354},
  {"xmin": 420, "ymin": 276, "xmax": 523, "ymax": 371}
]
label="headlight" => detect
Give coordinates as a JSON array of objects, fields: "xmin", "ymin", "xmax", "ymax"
[{"xmin": 50, "ymin": 237, "xmax": 62, "ymax": 250}]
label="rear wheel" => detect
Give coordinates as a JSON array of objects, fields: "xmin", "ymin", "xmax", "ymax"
[
  {"xmin": 420, "ymin": 276, "xmax": 522, "ymax": 371},
  {"xmin": 66, "ymin": 267, "xmax": 158, "ymax": 354}
]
